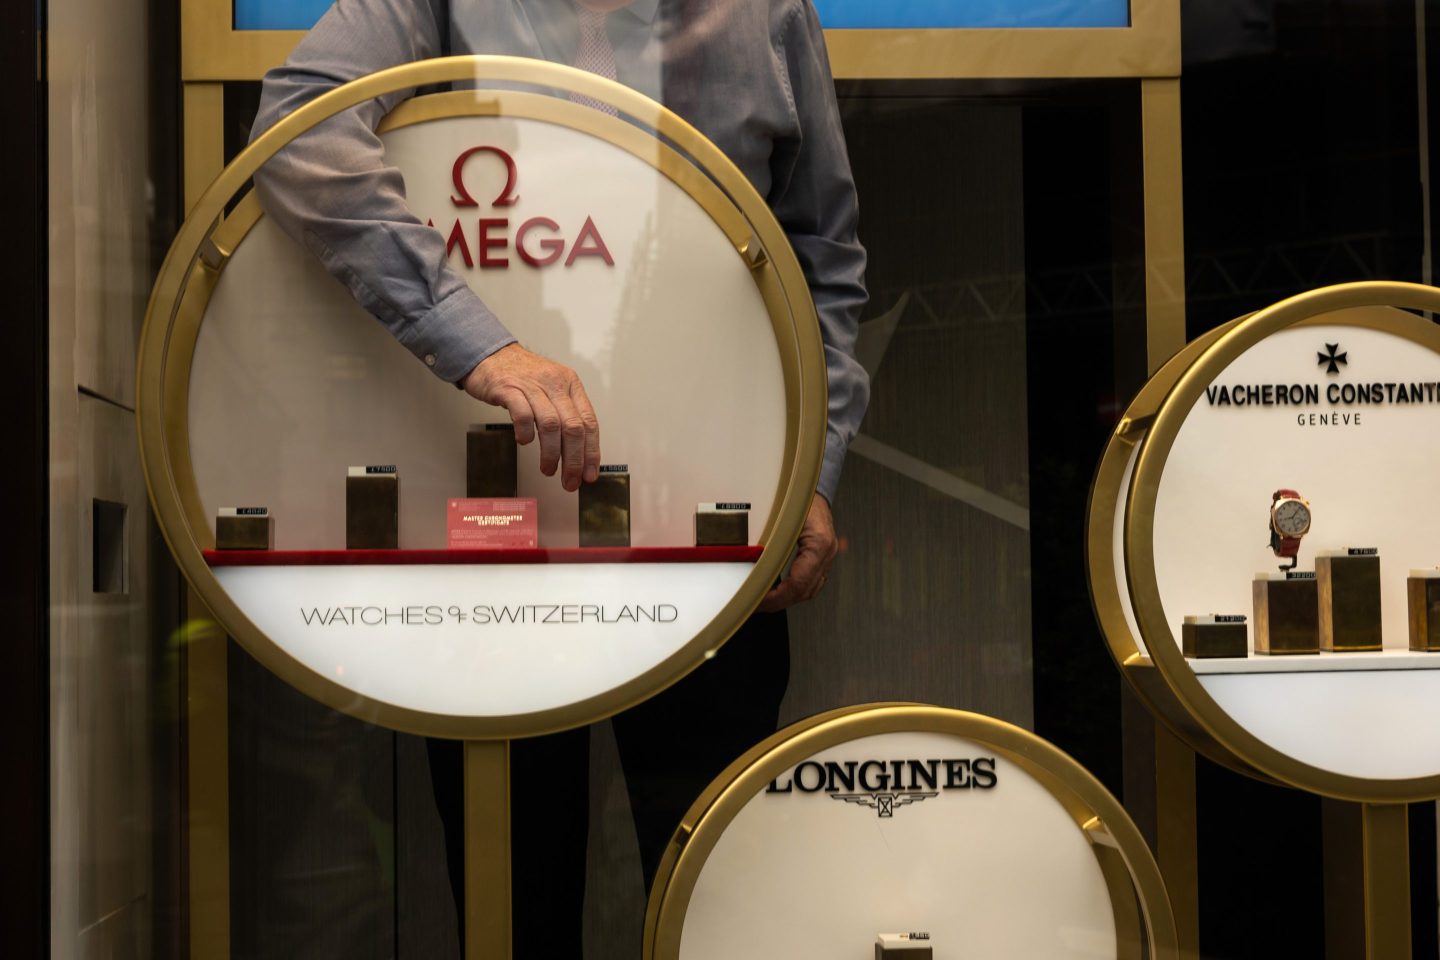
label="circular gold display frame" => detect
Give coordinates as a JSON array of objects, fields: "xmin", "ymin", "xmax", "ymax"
[
  {"xmin": 136, "ymin": 57, "xmax": 827, "ymax": 740},
  {"xmin": 643, "ymin": 704, "xmax": 1180, "ymax": 960},
  {"xmin": 1089, "ymin": 281, "xmax": 1440, "ymax": 802},
  {"xmin": 1086, "ymin": 315, "xmax": 1259, "ymax": 776}
]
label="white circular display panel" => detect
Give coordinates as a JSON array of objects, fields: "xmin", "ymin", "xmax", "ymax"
[
  {"xmin": 137, "ymin": 64, "xmax": 824, "ymax": 739},
  {"xmin": 192, "ymin": 115, "xmax": 785, "ymax": 553},
  {"xmin": 213, "ymin": 561, "xmax": 752, "ymax": 718},
  {"xmin": 1147, "ymin": 320, "xmax": 1440, "ymax": 780},
  {"xmin": 645, "ymin": 706, "xmax": 1177, "ymax": 960},
  {"xmin": 680, "ymin": 731, "xmax": 1117, "ymax": 959},
  {"xmin": 187, "ymin": 112, "xmax": 788, "ymax": 721}
]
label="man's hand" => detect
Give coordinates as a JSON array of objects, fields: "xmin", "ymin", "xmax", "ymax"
[
  {"xmin": 462, "ymin": 344, "xmax": 601, "ymax": 492},
  {"xmin": 759, "ymin": 494, "xmax": 839, "ymax": 612}
]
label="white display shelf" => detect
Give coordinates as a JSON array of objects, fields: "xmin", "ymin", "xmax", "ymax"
[
  {"xmin": 201, "ymin": 546, "xmax": 763, "ymax": 719},
  {"xmin": 1188, "ymin": 649, "xmax": 1440, "ymax": 675}
]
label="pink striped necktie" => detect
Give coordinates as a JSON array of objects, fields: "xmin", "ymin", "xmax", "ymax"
[{"xmin": 571, "ymin": 7, "xmax": 620, "ymax": 116}]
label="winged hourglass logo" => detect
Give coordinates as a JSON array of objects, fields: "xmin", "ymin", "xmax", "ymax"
[{"xmin": 831, "ymin": 791, "xmax": 939, "ymax": 817}]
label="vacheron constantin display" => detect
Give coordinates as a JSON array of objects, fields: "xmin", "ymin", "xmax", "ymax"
[{"xmin": 1268, "ymin": 488, "xmax": 1312, "ymax": 571}]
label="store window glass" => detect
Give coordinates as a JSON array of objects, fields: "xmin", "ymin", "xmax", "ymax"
[
  {"xmin": 37, "ymin": 0, "xmax": 1440, "ymax": 957},
  {"xmin": 192, "ymin": 27, "xmax": 1120, "ymax": 956}
]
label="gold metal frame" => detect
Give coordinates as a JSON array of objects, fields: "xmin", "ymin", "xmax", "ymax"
[
  {"xmin": 826, "ymin": 0, "xmax": 1178, "ymax": 80},
  {"xmin": 1088, "ymin": 315, "xmax": 1259, "ymax": 777},
  {"xmin": 1093, "ymin": 282, "xmax": 1440, "ymax": 802},
  {"xmin": 642, "ymin": 704, "xmax": 1180, "ymax": 960},
  {"xmin": 184, "ymin": 0, "xmax": 1179, "ymax": 82},
  {"xmin": 138, "ymin": 57, "xmax": 828, "ymax": 740}
]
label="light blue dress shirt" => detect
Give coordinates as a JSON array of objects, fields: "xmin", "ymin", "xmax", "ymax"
[{"xmin": 253, "ymin": 0, "xmax": 869, "ymax": 500}]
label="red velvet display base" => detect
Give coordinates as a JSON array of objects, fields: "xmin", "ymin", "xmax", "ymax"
[{"xmin": 204, "ymin": 545, "xmax": 764, "ymax": 567}]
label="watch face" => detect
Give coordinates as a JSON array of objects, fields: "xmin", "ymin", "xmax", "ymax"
[{"xmin": 1273, "ymin": 499, "xmax": 1311, "ymax": 537}]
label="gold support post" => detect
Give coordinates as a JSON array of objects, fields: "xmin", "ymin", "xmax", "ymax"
[
  {"xmin": 1140, "ymin": 76, "xmax": 1187, "ymax": 370},
  {"xmin": 181, "ymin": 81, "xmax": 231, "ymax": 958},
  {"xmin": 464, "ymin": 740, "xmax": 513, "ymax": 960},
  {"xmin": 1361, "ymin": 803, "xmax": 1412, "ymax": 960},
  {"xmin": 1324, "ymin": 800, "xmax": 1412, "ymax": 959},
  {"xmin": 1134, "ymin": 74, "xmax": 1198, "ymax": 959},
  {"xmin": 1153, "ymin": 724, "xmax": 1199, "ymax": 958},
  {"xmin": 183, "ymin": 82, "xmax": 225, "ymax": 214},
  {"xmin": 185, "ymin": 587, "xmax": 231, "ymax": 960}
]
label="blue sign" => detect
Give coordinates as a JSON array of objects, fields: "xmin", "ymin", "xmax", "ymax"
[
  {"xmin": 235, "ymin": 1, "xmax": 1129, "ymax": 32},
  {"xmin": 236, "ymin": 0, "xmax": 332, "ymax": 30},
  {"xmin": 812, "ymin": 1, "xmax": 1127, "ymax": 28}
]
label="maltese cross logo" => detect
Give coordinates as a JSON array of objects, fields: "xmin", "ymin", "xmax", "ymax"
[{"xmin": 1318, "ymin": 343, "xmax": 1348, "ymax": 374}]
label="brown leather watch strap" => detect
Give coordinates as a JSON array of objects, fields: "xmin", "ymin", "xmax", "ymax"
[{"xmin": 1270, "ymin": 489, "xmax": 1305, "ymax": 558}]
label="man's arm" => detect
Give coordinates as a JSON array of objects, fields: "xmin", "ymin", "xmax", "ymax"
[
  {"xmin": 760, "ymin": 0, "xmax": 870, "ymax": 610},
  {"xmin": 769, "ymin": 0, "xmax": 870, "ymax": 504},
  {"xmin": 252, "ymin": 0, "xmax": 511, "ymax": 385},
  {"xmin": 251, "ymin": 0, "xmax": 599, "ymax": 489}
]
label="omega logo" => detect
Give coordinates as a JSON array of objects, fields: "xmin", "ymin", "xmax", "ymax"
[{"xmin": 428, "ymin": 145, "xmax": 614, "ymax": 270}]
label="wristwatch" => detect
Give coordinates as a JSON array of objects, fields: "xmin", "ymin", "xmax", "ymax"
[{"xmin": 1268, "ymin": 489, "xmax": 1312, "ymax": 570}]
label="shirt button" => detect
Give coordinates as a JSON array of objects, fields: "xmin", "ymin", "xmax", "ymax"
[{"xmin": 424, "ymin": 354, "xmax": 437, "ymax": 367}]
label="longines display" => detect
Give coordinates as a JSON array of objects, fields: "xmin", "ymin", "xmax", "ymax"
[{"xmin": 642, "ymin": 704, "xmax": 1179, "ymax": 960}]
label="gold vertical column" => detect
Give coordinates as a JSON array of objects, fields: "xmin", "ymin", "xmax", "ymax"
[
  {"xmin": 1324, "ymin": 800, "xmax": 1412, "ymax": 959},
  {"xmin": 464, "ymin": 740, "xmax": 513, "ymax": 960},
  {"xmin": 182, "ymin": 79, "xmax": 230, "ymax": 959},
  {"xmin": 183, "ymin": 82, "xmax": 225, "ymax": 214},
  {"xmin": 185, "ymin": 587, "xmax": 231, "ymax": 960},
  {"xmin": 1141, "ymin": 76, "xmax": 1186, "ymax": 369},
  {"xmin": 1153, "ymin": 724, "xmax": 1199, "ymax": 959},
  {"xmin": 1138, "ymin": 75, "xmax": 1197, "ymax": 959},
  {"xmin": 1122, "ymin": 690, "xmax": 1199, "ymax": 960},
  {"xmin": 1361, "ymin": 803, "xmax": 1411, "ymax": 960},
  {"xmin": 1134, "ymin": 77, "xmax": 1192, "ymax": 960}
]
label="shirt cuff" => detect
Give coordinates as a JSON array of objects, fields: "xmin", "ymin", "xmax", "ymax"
[
  {"xmin": 817, "ymin": 426, "xmax": 848, "ymax": 504},
  {"xmin": 395, "ymin": 286, "xmax": 516, "ymax": 385}
]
